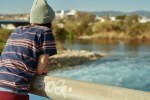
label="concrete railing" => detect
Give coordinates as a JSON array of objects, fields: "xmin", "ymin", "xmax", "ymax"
[{"xmin": 30, "ymin": 75, "xmax": 150, "ymax": 100}]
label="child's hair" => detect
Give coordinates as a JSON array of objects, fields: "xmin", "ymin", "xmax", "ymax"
[
  {"xmin": 30, "ymin": 22, "xmax": 52, "ymax": 29},
  {"xmin": 38, "ymin": 22, "xmax": 52, "ymax": 29}
]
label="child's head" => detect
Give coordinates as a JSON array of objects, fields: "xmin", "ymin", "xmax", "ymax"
[{"xmin": 30, "ymin": 0, "xmax": 55, "ymax": 24}]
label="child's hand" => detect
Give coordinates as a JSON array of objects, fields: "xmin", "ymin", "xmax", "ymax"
[
  {"xmin": 36, "ymin": 54, "xmax": 49, "ymax": 75},
  {"xmin": 42, "ymin": 67, "xmax": 48, "ymax": 75},
  {"xmin": 36, "ymin": 67, "xmax": 48, "ymax": 75}
]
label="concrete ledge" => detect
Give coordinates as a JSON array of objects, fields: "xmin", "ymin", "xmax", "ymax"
[{"xmin": 30, "ymin": 75, "xmax": 150, "ymax": 100}]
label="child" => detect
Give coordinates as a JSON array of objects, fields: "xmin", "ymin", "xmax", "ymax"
[{"xmin": 0, "ymin": 0, "xmax": 57, "ymax": 100}]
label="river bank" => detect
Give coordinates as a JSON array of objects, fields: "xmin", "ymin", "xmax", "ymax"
[
  {"xmin": 47, "ymin": 50, "xmax": 104, "ymax": 71},
  {"xmin": 78, "ymin": 32, "xmax": 150, "ymax": 40}
]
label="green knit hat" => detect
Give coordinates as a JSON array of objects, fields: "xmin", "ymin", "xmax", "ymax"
[{"xmin": 30, "ymin": 0, "xmax": 55, "ymax": 24}]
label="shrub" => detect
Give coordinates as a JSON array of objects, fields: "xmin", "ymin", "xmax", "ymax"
[
  {"xmin": 0, "ymin": 28, "xmax": 12, "ymax": 42},
  {"xmin": 0, "ymin": 28, "xmax": 12, "ymax": 54}
]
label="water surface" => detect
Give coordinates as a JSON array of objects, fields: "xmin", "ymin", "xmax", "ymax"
[
  {"xmin": 31, "ymin": 39, "xmax": 150, "ymax": 99},
  {"xmin": 49, "ymin": 39, "xmax": 150, "ymax": 91}
]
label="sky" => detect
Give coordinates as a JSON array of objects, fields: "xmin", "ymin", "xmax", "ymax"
[{"xmin": 0, "ymin": 0, "xmax": 150, "ymax": 14}]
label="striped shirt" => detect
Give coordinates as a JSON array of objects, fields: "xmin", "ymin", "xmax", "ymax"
[{"xmin": 0, "ymin": 25, "xmax": 57, "ymax": 93}]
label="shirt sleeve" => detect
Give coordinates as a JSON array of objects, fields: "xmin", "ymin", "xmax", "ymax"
[{"xmin": 38, "ymin": 30, "xmax": 57, "ymax": 56}]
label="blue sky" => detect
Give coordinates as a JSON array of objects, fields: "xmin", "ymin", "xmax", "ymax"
[{"xmin": 0, "ymin": 0, "xmax": 150, "ymax": 14}]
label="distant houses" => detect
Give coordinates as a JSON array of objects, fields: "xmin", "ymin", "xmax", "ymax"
[
  {"xmin": 55, "ymin": 10, "xmax": 150, "ymax": 24},
  {"xmin": 139, "ymin": 17, "xmax": 150, "ymax": 23},
  {"xmin": 0, "ymin": 10, "xmax": 150, "ymax": 30},
  {"xmin": 56, "ymin": 10, "xmax": 117, "ymax": 22},
  {"xmin": 55, "ymin": 9, "xmax": 77, "ymax": 20},
  {"xmin": 55, "ymin": 9, "xmax": 78, "ymax": 28},
  {"xmin": 55, "ymin": 10, "xmax": 65, "ymax": 19},
  {"xmin": 95, "ymin": 16, "xmax": 116, "ymax": 22},
  {"xmin": 66, "ymin": 9, "xmax": 77, "ymax": 16}
]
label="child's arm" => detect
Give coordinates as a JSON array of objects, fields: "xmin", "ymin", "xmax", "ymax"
[{"xmin": 36, "ymin": 54, "xmax": 49, "ymax": 75}]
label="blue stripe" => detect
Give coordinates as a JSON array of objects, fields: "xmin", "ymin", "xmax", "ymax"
[
  {"xmin": 3, "ymin": 46, "xmax": 38, "ymax": 59},
  {"xmin": 1, "ymin": 57, "xmax": 37, "ymax": 71},
  {"xmin": 0, "ymin": 66, "xmax": 33, "ymax": 80},
  {"xmin": 0, "ymin": 73, "xmax": 29, "ymax": 85}
]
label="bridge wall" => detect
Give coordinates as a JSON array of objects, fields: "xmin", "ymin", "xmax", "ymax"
[{"xmin": 30, "ymin": 75, "xmax": 150, "ymax": 100}]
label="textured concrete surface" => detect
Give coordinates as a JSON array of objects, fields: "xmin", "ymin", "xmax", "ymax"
[{"xmin": 30, "ymin": 75, "xmax": 150, "ymax": 100}]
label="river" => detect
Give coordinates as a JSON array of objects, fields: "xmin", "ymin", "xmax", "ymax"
[{"xmin": 30, "ymin": 39, "xmax": 150, "ymax": 100}]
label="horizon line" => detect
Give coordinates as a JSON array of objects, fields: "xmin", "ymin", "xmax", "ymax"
[{"xmin": 0, "ymin": 10, "xmax": 150, "ymax": 15}]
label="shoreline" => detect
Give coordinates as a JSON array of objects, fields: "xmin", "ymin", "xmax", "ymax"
[
  {"xmin": 78, "ymin": 32, "xmax": 150, "ymax": 40},
  {"xmin": 48, "ymin": 50, "xmax": 104, "ymax": 71}
]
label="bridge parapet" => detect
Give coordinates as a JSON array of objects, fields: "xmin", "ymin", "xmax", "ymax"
[
  {"xmin": 30, "ymin": 75, "xmax": 150, "ymax": 100},
  {"xmin": 0, "ymin": 20, "xmax": 29, "ymax": 29}
]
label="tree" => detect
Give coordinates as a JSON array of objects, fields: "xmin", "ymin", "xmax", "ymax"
[
  {"xmin": 116, "ymin": 15, "xmax": 126, "ymax": 20},
  {"xmin": 124, "ymin": 14, "xmax": 139, "ymax": 24}
]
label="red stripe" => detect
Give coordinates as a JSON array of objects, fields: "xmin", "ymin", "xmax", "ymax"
[
  {"xmin": 0, "ymin": 72, "xmax": 28, "ymax": 82},
  {"xmin": 7, "ymin": 39, "xmax": 38, "ymax": 48},
  {"xmin": 0, "ymin": 59, "xmax": 36, "ymax": 75},
  {"xmin": 0, "ymin": 80, "xmax": 29, "ymax": 90}
]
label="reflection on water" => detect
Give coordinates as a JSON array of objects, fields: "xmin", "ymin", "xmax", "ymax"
[{"xmin": 62, "ymin": 39, "xmax": 150, "ymax": 55}]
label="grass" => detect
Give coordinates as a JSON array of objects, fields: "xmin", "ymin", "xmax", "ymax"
[
  {"xmin": 0, "ymin": 41, "xmax": 6, "ymax": 54},
  {"xmin": 0, "ymin": 28, "xmax": 12, "ymax": 54}
]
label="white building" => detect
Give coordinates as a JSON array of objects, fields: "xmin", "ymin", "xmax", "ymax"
[
  {"xmin": 55, "ymin": 10, "xmax": 65, "ymax": 19},
  {"xmin": 95, "ymin": 16, "xmax": 105, "ymax": 22},
  {"xmin": 139, "ymin": 17, "xmax": 150, "ymax": 23},
  {"xmin": 109, "ymin": 17, "xmax": 116, "ymax": 21},
  {"xmin": 66, "ymin": 9, "xmax": 77, "ymax": 16},
  {"xmin": 95, "ymin": 16, "xmax": 116, "ymax": 22}
]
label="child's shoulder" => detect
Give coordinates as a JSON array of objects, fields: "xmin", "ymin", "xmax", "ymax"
[
  {"xmin": 16, "ymin": 25, "xmax": 51, "ymax": 35},
  {"xmin": 32, "ymin": 25, "xmax": 50, "ymax": 31},
  {"xmin": 18, "ymin": 25, "xmax": 50, "ymax": 30}
]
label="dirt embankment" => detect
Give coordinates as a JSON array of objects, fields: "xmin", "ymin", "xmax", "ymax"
[{"xmin": 48, "ymin": 50, "xmax": 104, "ymax": 71}]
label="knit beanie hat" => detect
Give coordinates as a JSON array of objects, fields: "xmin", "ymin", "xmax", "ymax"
[{"xmin": 30, "ymin": 0, "xmax": 55, "ymax": 24}]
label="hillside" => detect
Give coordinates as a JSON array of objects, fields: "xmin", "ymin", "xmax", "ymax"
[{"xmin": 92, "ymin": 11, "xmax": 150, "ymax": 17}]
